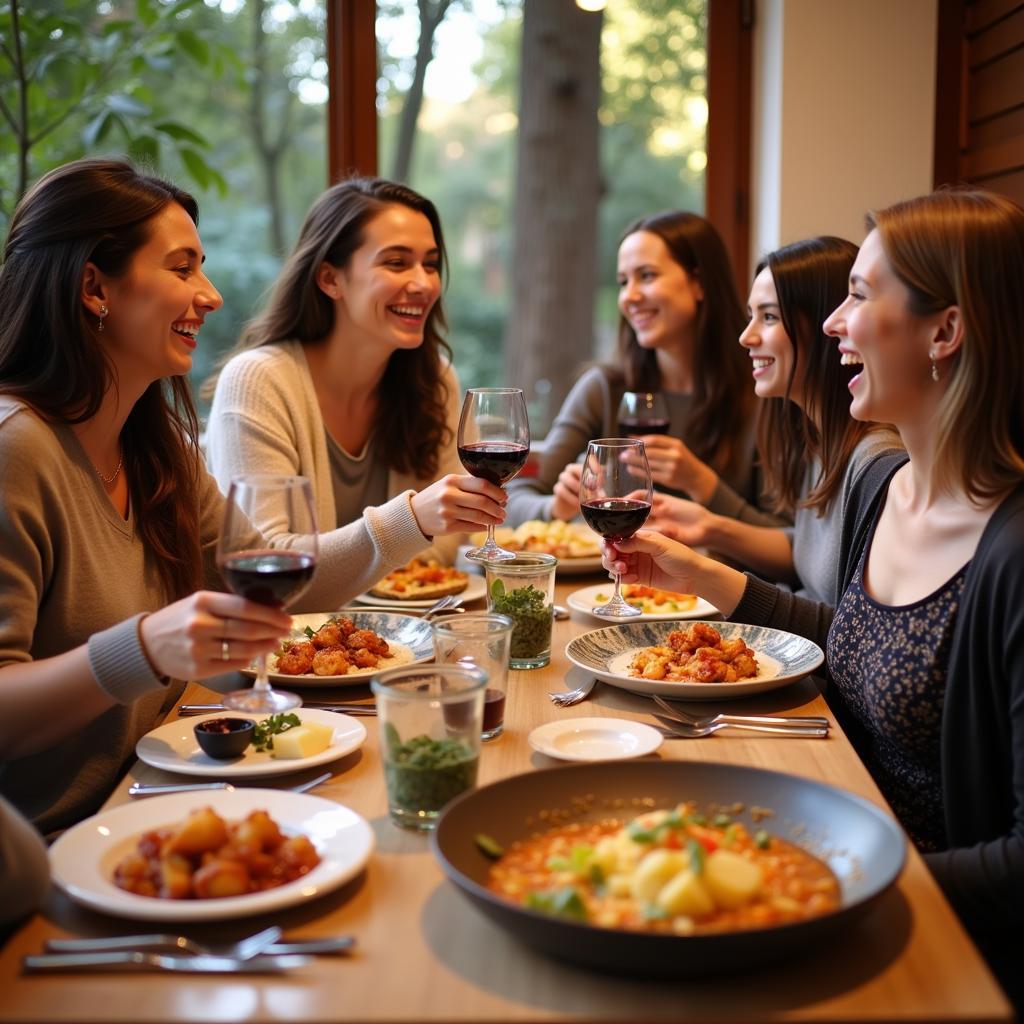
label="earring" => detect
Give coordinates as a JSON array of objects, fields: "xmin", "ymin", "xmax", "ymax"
[
  {"xmin": 97, "ymin": 305, "xmax": 108, "ymax": 332},
  {"xmin": 930, "ymin": 358, "xmax": 940, "ymax": 382}
]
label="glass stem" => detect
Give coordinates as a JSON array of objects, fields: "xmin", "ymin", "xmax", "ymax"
[
  {"xmin": 253, "ymin": 653, "xmax": 269, "ymax": 693},
  {"xmin": 612, "ymin": 570, "xmax": 625, "ymax": 606}
]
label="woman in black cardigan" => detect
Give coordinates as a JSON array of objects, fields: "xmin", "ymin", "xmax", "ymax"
[{"xmin": 604, "ymin": 190, "xmax": 1024, "ymax": 1006}]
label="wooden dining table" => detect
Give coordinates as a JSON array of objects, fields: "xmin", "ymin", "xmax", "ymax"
[{"xmin": 0, "ymin": 575, "xmax": 1012, "ymax": 1023}]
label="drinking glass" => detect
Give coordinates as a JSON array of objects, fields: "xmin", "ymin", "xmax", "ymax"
[
  {"xmin": 579, "ymin": 439, "xmax": 653, "ymax": 618},
  {"xmin": 372, "ymin": 664, "xmax": 486, "ymax": 831},
  {"xmin": 458, "ymin": 387, "xmax": 530, "ymax": 562},
  {"xmin": 617, "ymin": 391, "xmax": 670, "ymax": 436},
  {"xmin": 217, "ymin": 475, "xmax": 318, "ymax": 713},
  {"xmin": 433, "ymin": 614, "xmax": 513, "ymax": 740}
]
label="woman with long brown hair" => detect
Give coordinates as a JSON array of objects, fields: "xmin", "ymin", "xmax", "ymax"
[
  {"xmin": 204, "ymin": 178, "xmax": 505, "ymax": 590},
  {"xmin": 604, "ymin": 190, "xmax": 1024, "ymax": 1007},
  {"xmin": 506, "ymin": 210, "xmax": 772, "ymax": 527},
  {"xmin": 0, "ymin": 158, "xmax": 293, "ymax": 835},
  {"xmin": 647, "ymin": 236, "xmax": 901, "ymax": 602}
]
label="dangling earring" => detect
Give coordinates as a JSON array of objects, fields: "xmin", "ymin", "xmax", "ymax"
[
  {"xmin": 97, "ymin": 305, "xmax": 108, "ymax": 332},
  {"xmin": 930, "ymin": 358, "xmax": 940, "ymax": 382}
]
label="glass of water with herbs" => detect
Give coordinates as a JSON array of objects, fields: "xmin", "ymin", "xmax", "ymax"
[
  {"xmin": 484, "ymin": 553, "xmax": 557, "ymax": 669},
  {"xmin": 371, "ymin": 664, "xmax": 486, "ymax": 831}
]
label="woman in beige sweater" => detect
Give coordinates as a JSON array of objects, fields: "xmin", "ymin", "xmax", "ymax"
[{"xmin": 205, "ymin": 178, "xmax": 505, "ymax": 595}]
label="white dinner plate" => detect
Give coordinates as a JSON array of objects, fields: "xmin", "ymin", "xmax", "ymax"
[
  {"xmin": 567, "ymin": 583, "xmax": 719, "ymax": 621},
  {"xmin": 49, "ymin": 789, "xmax": 374, "ymax": 921},
  {"xmin": 135, "ymin": 708, "xmax": 366, "ymax": 778},
  {"xmin": 244, "ymin": 611, "xmax": 435, "ymax": 687},
  {"xmin": 528, "ymin": 717, "xmax": 663, "ymax": 762},
  {"xmin": 353, "ymin": 574, "xmax": 487, "ymax": 609},
  {"xmin": 565, "ymin": 620, "xmax": 824, "ymax": 700},
  {"xmin": 554, "ymin": 554, "xmax": 607, "ymax": 576}
]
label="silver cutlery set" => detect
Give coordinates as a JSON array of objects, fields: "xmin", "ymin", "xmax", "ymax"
[
  {"xmin": 24, "ymin": 926, "xmax": 355, "ymax": 974},
  {"xmin": 549, "ymin": 681, "xmax": 829, "ymax": 738}
]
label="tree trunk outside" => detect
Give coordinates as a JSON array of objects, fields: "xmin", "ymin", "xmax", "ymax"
[
  {"xmin": 503, "ymin": 0, "xmax": 603, "ymax": 434},
  {"xmin": 391, "ymin": 0, "xmax": 453, "ymax": 184}
]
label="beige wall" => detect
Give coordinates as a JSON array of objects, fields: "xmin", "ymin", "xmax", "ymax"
[{"xmin": 750, "ymin": 0, "xmax": 938, "ymax": 268}]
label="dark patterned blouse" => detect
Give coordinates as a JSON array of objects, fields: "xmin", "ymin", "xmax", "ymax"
[{"xmin": 827, "ymin": 522, "xmax": 968, "ymax": 852}]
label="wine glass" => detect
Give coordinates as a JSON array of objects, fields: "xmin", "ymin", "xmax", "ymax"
[
  {"xmin": 579, "ymin": 439, "xmax": 653, "ymax": 617},
  {"xmin": 617, "ymin": 391, "xmax": 670, "ymax": 436},
  {"xmin": 459, "ymin": 387, "xmax": 530, "ymax": 562},
  {"xmin": 218, "ymin": 475, "xmax": 318, "ymax": 713}
]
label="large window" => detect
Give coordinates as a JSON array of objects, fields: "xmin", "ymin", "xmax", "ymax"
[
  {"xmin": 376, "ymin": 0, "xmax": 710, "ymax": 426},
  {"xmin": 0, "ymin": 0, "xmax": 330, "ymax": 411}
]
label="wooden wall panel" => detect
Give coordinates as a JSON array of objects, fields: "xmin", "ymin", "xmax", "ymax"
[{"xmin": 935, "ymin": 0, "xmax": 1024, "ymax": 196}]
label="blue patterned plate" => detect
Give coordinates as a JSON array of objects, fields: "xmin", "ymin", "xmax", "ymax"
[{"xmin": 565, "ymin": 620, "xmax": 823, "ymax": 700}]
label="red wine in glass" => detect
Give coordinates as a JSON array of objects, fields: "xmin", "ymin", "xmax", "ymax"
[
  {"xmin": 581, "ymin": 498, "xmax": 652, "ymax": 542},
  {"xmin": 459, "ymin": 388, "xmax": 530, "ymax": 562},
  {"xmin": 617, "ymin": 417, "xmax": 670, "ymax": 436},
  {"xmin": 617, "ymin": 391, "xmax": 670, "ymax": 438},
  {"xmin": 222, "ymin": 550, "xmax": 316, "ymax": 606},
  {"xmin": 457, "ymin": 442, "xmax": 529, "ymax": 486},
  {"xmin": 217, "ymin": 476, "xmax": 318, "ymax": 714},
  {"xmin": 580, "ymin": 439, "xmax": 653, "ymax": 617}
]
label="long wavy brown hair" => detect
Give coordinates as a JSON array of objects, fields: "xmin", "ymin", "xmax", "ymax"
[
  {"xmin": 869, "ymin": 189, "xmax": 1024, "ymax": 504},
  {"xmin": 203, "ymin": 177, "xmax": 453, "ymax": 479},
  {"xmin": 0, "ymin": 157, "xmax": 203, "ymax": 601},
  {"xmin": 754, "ymin": 236, "xmax": 876, "ymax": 515},
  {"xmin": 608, "ymin": 211, "xmax": 752, "ymax": 480}
]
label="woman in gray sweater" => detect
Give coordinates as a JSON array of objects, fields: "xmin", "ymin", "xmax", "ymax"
[
  {"xmin": 647, "ymin": 237, "xmax": 901, "ymax": 604},
  {"xmin": 0, "ymin": 159, "xmax": 294, "ymax": 835},
  {"xmin": 506, "ymin": 210, "xmax": 765, "ymax": 527}
]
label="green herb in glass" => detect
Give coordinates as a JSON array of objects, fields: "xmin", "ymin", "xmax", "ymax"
[{"xmin": 489, "ymin": 580, "xmax": 553, "ymax": 660}]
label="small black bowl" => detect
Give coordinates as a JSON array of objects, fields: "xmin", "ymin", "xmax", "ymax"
[{"xmin": 194, "ymin": 717, "xmax": 254, "ymax": 759}]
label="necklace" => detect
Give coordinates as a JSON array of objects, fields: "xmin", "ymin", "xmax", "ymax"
[{"xmin": 93, "ymin": 452, "xmax": 124, "ymax": 486}]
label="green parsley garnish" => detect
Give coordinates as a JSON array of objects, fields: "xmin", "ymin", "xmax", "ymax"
[{"xmin": 251, "ymin": 712, "xmax": 301, "ymax": 752}]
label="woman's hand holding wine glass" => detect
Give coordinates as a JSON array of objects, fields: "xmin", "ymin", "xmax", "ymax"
[
  {"xmin": 217, "ymin": 475, "xmax": 319, "ymax": 714},
  {"xmin": 579, "ymin": 439, "xmax": 653, "ymax": 617},
  {"xmin": 458, "ymin": 388, "xmax": 530, "ymax": 562}
]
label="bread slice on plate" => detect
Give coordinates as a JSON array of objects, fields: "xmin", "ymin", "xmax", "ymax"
[{"xmin": 368, "ymin": 558, "xmax": 470, "ymax": 601}]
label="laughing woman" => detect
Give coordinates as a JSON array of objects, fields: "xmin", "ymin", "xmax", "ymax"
[
  {"xmin": 505, "ymin": 210, "xmax": 775, "ymax": 528},
  {"xmin": 0, "ymin": 159, "xmax": 295, "ymax": 835},
  {"xmin": 204, "ymin": 178, "xmax": 506, "ymax": 594},
  {"xmin": 603, "ymin": 190, "xmax": 1024, "ymax": 1006}
]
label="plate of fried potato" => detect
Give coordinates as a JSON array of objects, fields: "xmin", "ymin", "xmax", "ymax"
[{"xmin": 49, "ymin": 789, "xmax": 374, "ymax": 921}]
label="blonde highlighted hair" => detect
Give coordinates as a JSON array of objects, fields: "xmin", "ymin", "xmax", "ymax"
[{"xmin": 869, "ymin": 189, "xmax": 1024, "ymax": 503}]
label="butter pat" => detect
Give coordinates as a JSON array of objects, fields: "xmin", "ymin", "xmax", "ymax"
[{"xmin": 272, "ymin": 721, "xmax": 334, "ymax": 759}]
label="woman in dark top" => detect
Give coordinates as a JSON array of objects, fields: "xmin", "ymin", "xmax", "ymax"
[{"xmin": 603, "ymin": 190, "xmax": 1024, "ymax": 1007}]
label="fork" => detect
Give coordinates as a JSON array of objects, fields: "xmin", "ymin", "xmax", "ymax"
[
  {"xmin": 47, "ymin": 926, "xmax": 281, "ymax": 961},
  {"xmin": 549, "ymin": 677, "xmax": 597, "ymax": 707},
  {"xmin": 651, "ymin": 695, "xmax": 829, "ymax": 731},
  {"xmin": 46, "ymin": 932, "xmax": 355, "ymax": 958},
  {"xmin": 653, "ymin": 714, "xmax": 829, "ymax": 739},
  {"xmin": 22, "ymin": 952, "xmax": 312, "ymax": 974},
  {"xmin": 128, "ymin": 771, "xmax": 332, "ymax": 798}
]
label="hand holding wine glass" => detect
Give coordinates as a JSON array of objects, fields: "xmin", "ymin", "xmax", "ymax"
[
  {"xmin": 580, "ymin": 439, "xmax": 653, "ymax": 617},
  {"xmin": 217, "ymin": 475, "xmax": 318, "ymax": 713},
  {"xmin": 617, "ymin": 391, "xmax": 670, "ymax": 437},
  {"xmin": 459, "ymin": 388, "xmax": 530, "ymax": 562}
]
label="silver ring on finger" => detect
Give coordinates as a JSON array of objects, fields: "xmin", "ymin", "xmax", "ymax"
[{"xmin": 221, "ymin": 639, "xmax": 230, "ymax": 662}]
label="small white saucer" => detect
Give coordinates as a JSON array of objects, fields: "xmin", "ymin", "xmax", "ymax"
[{"xmin": 528, "ymin": 717, "xmax": 663, "ymax": 762}]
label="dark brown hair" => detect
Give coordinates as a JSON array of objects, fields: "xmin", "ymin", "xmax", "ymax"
[
  {"xmin": 869, "ymin": 189, "xmax": 1024, "ymax": 503},
  {"xmin": 204, "ymin": 177, "xmax": 453, "ymax": 479},
  {"xmin": 0, "ymin": 157, "xmax": 203, "ymax": 600},
  {"xmin": 609, "ymin": 211, "xmax": 752, "ymax": 479},
  {"xmin": 754, "ymin": 236, "xmax": 874, "ymax": 515}
]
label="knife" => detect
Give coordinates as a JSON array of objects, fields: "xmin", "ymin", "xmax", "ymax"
[
  {"xmin": 178, "ymin": 703, "xmax": 376, "ymax": 716},
  {"xmin": 22, "ymin": 952, "xmax": 313, "ymax": 974}
]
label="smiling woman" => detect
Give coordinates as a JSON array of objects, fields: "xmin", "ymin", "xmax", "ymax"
[{"xmin": 203, "ymin": 177, "xmax": 507, "ymax": 600}]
